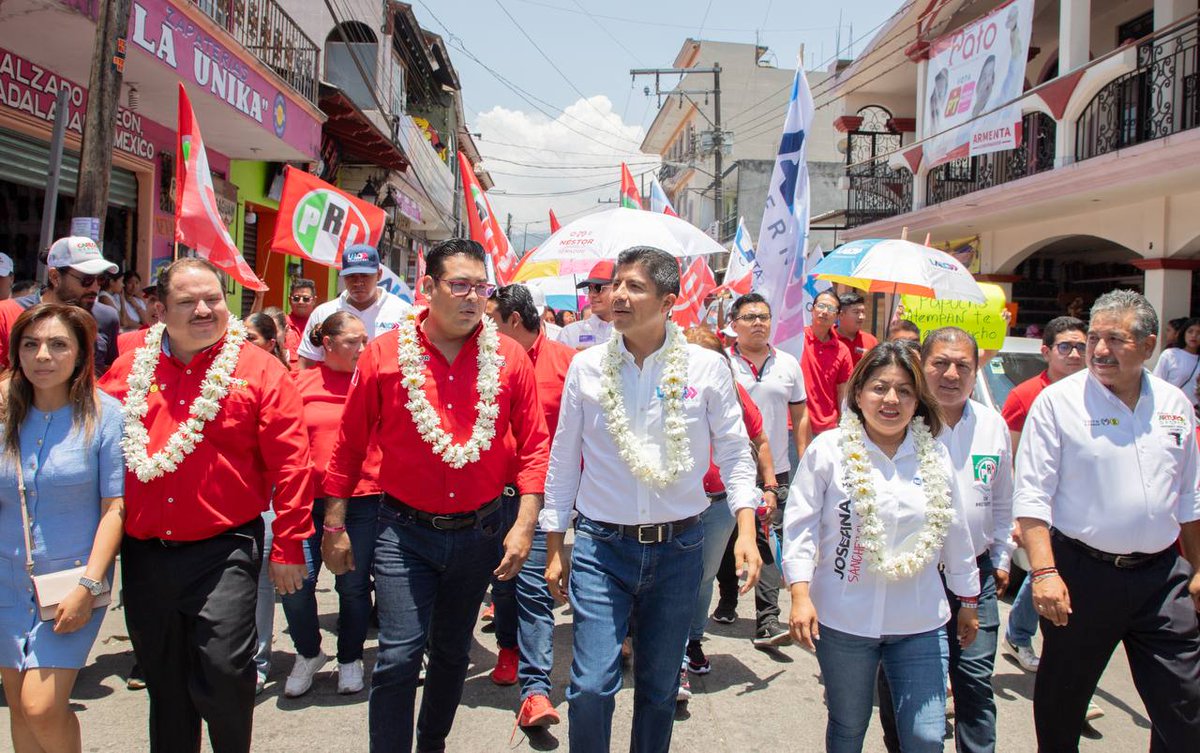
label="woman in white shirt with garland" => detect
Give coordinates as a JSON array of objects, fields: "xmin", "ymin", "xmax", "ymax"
[
  {"xmin": 1152, "ymin": 316, "xmax": 1200, "ymax": 409},
  {"xmin": 783, "ymin": 340, "xmax": 980, "ymax": 753}
]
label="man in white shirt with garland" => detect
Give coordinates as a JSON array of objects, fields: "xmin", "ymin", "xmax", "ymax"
[
  {"xmin": 557, "ymin": 260, "xmax": 614, "ymax": 350},
  {"xmin": 1015, "ymin": 290, "xmax": 1200, "ymax": 752},
  {"xmin": 542, "ymin": 246, "xmax": 762, "ymax": 753},
  {"xmin": 297, "ymin": 244, "xmax": 411, "ymax": 368},
  {"xmin": 877, "ymin": 326, "xmax": 1013, "ymax": 753},
  {"xmin": 721, "ymin": 291, "xmax": 811, "ymax": 647}
]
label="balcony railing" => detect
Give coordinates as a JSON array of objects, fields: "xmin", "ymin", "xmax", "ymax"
[
  {"xmin": 1076, "ymin": 22, "xmax": 1200, "ymax": 161},
  {"xmin": 927, "ymin": 112, "xmax": 1057, "ymax": 205},
  {"xmin": 846, "ymin": 160, "xmax": 913, "ymax": 229},
  {"xmin": 189, "ymin": 0, "xmax": 320, "ymax": 105}
]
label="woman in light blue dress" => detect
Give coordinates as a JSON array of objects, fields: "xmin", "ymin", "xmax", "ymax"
[{"xmin": 0, "ymin": 303, "xmax": 125, "ymax": 753}]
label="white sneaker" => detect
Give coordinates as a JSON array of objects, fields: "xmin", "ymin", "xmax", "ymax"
[
  {"xmin": 284, "ymin": 652, "xmax": 328, "ymax": 697},
  {"xmin": 1006, "ymin": 638, "xmax": 1040, "ymax": 672},
  {"xmin": 1086, "ymin": 700, "xmax": 1105, "ymax": 721},
  {"xmin": 337, "ymin": 660, "xmax": 365, "ymax": 694}
]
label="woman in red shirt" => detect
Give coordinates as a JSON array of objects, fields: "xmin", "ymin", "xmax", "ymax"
[{"xmin": 279, "ymin": 312, "xmax": 379, "ymax": 698}]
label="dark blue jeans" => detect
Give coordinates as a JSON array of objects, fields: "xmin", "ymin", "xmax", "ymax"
[
  {"xmin": 279, "ymin": 496, "xmax": 380, "ymax": 663},
  {"xmin": 368, "ymin": 499, "xmax": 504, "ymax": 753},
  {"xmin": 567, "ymin": 515, "xmax": 704, "ymax": 753},
  {"xmin": 490, "ymin": 494, "xmax": 521, "ymax": 651}
]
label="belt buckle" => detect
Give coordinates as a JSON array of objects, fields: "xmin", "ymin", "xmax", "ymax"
[
  {"xmin": 637, "ymin": 523, "xmax": 671, "ymax": 544},
  {"xmin": 430, "ymin": 515, "xmax": 459, "ymax": 531},
  {"xmin": 1112, "ymin": 554, "xmax": 1138, "ymax": 569}
]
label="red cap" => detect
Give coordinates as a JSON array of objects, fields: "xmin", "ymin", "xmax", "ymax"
[{"xmin": 576, "ymin": 259, "xmax": 616, "ymax": 288}]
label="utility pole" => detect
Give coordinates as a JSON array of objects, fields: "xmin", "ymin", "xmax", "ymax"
[
  {"xmin": 38, "ymin": 89, "xmax": 70, "ymax": 284},
  {"xmin": 75, "ymin": 0, "xmax": 133, "ymax": 245},
  {"xmin": 631, "ymin": 64, "xmax": 725, "ymax": 235},
  {"xmin": 505, "ymin": 212, "xmax": 513, "ymax": 240}
]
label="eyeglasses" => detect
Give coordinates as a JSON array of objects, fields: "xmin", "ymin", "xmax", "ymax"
[
  {"xmin": 587, "ymin": 283, "xmax": 612, "ymax": 294},
  {"xmin": 1054, "ymin": 342, "xmax": 1087, "ymax": 355},
  {"xmin": 808, "ymin": 302, "xmax": 839, "ymax": 313},
  {"xmin": 736, "ymin": 313, "xmax": 771, "ymax": 323},
  {"xmin": 290, "ymin": 295, "xmax": 314, "ymax": 303},
  {"xmin": 436, "ymin": 277, "xmax": 497, "ymax": 299},
  {"xmin": 62, "ymin": 269, "xmax": 99, "ymax": 287}
]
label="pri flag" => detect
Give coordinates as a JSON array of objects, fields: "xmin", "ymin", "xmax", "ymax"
[
  {"xmin": 175, "ymin": 84, "xmax": 266, "ymax": 291},
  {"xmin": 620, "ymin": 163, "xmax": 644, "ymax": 209},
  {"xmin": 549, "ymin": 209, "xmax": 562, "ymax": 234},
  {"xmin": 753, "ymin": 67, "xmax": 814, "ymax": 360},
  {"xmin": 647, "ymin": 175, "xmax": 678, "ymax": 216},
  {"xmin": 458, "ymin": 152, "xmax": 519, "ymax": 284},
  {"xmin": 671, "ymin": 257, "xmax": 717, "ymax": 329},
  {"xmin": 272, "ymin": 166, "xmax": 386, "ymax": 267}
]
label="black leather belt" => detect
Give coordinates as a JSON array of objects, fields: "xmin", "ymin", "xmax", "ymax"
[
  {"xmin": 591, "ymin": 515, "xmax": 701, "ymax": 544},
  {"xmin": 141, "ymin": 517, "xmax": 262, "ymax": 548},
  {"xmin": 1051, "ymin": 528, "xmax": 1172, "ymax": 569},
  {"xmin": 384, "ymin": 494, "xmax": 503, "ymax": 531}
]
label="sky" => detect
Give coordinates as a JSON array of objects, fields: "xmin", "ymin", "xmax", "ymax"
[{"xmin": 402, "ymin": 0, "xmax": 904, "ymax": 250}]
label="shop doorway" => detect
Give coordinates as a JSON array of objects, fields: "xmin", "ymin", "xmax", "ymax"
[{"xmin": 1009, "ymin": 235, "xmax": 1140, "ymax": 333}]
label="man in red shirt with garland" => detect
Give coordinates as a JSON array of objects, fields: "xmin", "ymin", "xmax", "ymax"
[
  {"xmin": 99, "ymin": 258, "xmax": 312, "ymax": 753},
  {"xmin": 802, "ymin": 289, "xmax": 854, "ymax": 434},
  {"xmin": 485, "ymin": 283, "xmax": 576, "ymax": 727},
  {"xmin": 323, "ymin": 239, "xmax": 550, "ymax": 753},
  {"xmin": 835, "ymin": 291, "xmax": 879, "ymax": 366}
]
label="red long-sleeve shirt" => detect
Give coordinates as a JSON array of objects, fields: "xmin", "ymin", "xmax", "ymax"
[
  {"xmin": 527, "ymin": 332, "xmax": 576, "ymax": 439},
  {"xmin": 703, "ymin": 383, "xmax": 763, "ymax": 494},
  {"xmin": 295, "ymin": 364, "xmax": 381, "ymax": 497},
  {"xmin": 99, "ymin": 335, "xmax": 314, "ymax": 563},
  {"xmin": 285, "ymin": 313, "xmax": 307, "ymax": 372},
  {"xmin": 324, "ymin": 309, "xmax": 550, "ymax": 511}
]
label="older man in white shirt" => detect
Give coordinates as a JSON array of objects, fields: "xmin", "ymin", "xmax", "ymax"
[
  {"xmin": 542, "ymin": 246, "xmax": 761, "ymax": 753},
  {"xmin": 1015, "ymin": 289, "xmax": 1200, "ymax": 752}
]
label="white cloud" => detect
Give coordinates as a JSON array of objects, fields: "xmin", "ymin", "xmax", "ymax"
[{"xmin": 474, "ymin": 96, "xmax": 659, "ymax": 252}]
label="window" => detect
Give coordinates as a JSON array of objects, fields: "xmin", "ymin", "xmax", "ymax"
[{"xmin": 325, "ymin": 22, "xmax": 379, "ymax": 111}]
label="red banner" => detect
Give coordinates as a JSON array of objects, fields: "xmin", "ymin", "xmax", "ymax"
[
  {"xmin": 672, "ymin": 257, "xmax": 716, "ymax": 329},
  {"xmin": 271, "ymin": 166, "xmax": 386, "ymax": 267},
  {"xmin": 458, "ymin": 152, "xmax": 519, "ymax": 284},
  {"xmin": 620, "ymin": 163, "xmax": 643, "ymax": 210}
]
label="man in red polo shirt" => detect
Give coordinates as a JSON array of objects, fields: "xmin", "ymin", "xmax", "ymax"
[
  {"xmin": 322, "ymin": 239, "xmax": 550, "ymax": 753},
  {"xmin": 802, "ymin": 289, "xmax": 854, "ymax": 434},
  {"xmin": 284, "ymin": 278, "xmax": 319, "ymax": 371},
  {"xmin": 835, "ymin": 291, "xmax": 879, "ymax": 366},
  {"xmin": 99, "ymin": 258, "xmax": 312, "ymax": 753},
  {"xmin": 485, "ymin": 283, "xmax": 576, "ymax": 727}
]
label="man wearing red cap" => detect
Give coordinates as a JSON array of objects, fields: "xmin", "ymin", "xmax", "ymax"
[{"xmin": 558, "ymin": 260, "xmax": 614, "ymax": 350}]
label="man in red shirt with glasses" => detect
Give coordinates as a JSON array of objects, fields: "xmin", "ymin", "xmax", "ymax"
[
  {"xmin": 323, "ymin": 239, "xmax": 551, "ymax": 753},
  {"xmin": 283, "ymin": 278, "xmax": 319, "ymax": 371},
  {"xmin": 99, "ymin": 257, "xmax": 313, "ymax": 753}
]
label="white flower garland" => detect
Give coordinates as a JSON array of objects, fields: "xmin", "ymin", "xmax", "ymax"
[
  {"xmin": 837, "ymin": 411, "xmax": 954, "ymax": 580},
  {"xmin": 397, "ymin": 311, "xmax": 504, "ymax": 468},
  {"xmin": 600, "ymin": 322, "xmax": 694, "ymax": 488},
  {"xmin": 121, "ymin": 319, "xmax": 248, "ymax": 482}
]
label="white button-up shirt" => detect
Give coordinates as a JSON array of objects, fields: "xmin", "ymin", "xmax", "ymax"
[
  {"xmin": 941, "ymin": 399, "xmax": 1015, "ymax": 570},
  {"xmin": 1013, "ymin": 369, "xmax": 1200, "ymax": 554},
  {"xmin": 729, "ymin": 345, "xmax": 807, "ymax": 475},
  {"xmin": 297, "ymin": 290, "xmax": 412, "ymax": 362},
  {"xmin": 556, "ymin": 316, "xmax": 613, "ymax": 350},
  {"xmin": 540, "ymin": 337, "xmax": 757, "ymax": 531},
  {"xmin": 781, "ymin": 428, "xmax": 980, "ymax": 639}
]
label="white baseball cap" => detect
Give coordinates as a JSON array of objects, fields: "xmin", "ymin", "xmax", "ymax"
[
  {"xmin": 47, "ymin": 236, "xmax": 118, "ymax": 276},
  {"xmin": 0, "ymin": 252, "xmax": 12, "ymax": 278}
]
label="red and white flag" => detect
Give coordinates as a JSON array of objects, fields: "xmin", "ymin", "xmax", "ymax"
[
  {"xmin": 271, "ymin": 166, "xmax": 385, "ymax": 267},
  {"xmin": 620, "ymin": 163, "xmax": 643, "ymax": 210},
  {"xmin": 175, "ymin": 84, "xmax": 266, "ymax": 291},
  {"xmin": 458, "ymin": 152, "xmax": 520, "ymax": 284},
  {"xmin": 671, "ymin": 257, "xmax": 717, "ymax": 329}
]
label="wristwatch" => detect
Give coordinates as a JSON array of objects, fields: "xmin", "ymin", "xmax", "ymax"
[{"xmin": 78, "ymin": 576, "xmax": 104, "ymax": 597}]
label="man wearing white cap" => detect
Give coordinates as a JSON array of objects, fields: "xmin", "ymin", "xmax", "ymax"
[
  {"xmin": 557, "ymin": 260, "xmax": 614, "ymax": 350},
  {"xmin": 0, "ymin": 252, "xmax": 14, "ymax": 300},
  {"xmin": 0, "ymin": 236, "xmax": 121, "ymax": 374}
]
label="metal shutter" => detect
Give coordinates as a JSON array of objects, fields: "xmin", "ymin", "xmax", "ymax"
[{"xmin": 0, "ymin": 128, "xmax": 139, "ymax": 208}]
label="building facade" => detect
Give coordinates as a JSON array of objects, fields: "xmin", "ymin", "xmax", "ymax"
[{"xmin": 824, "ymin": 0, "xmax": 1200, "ymax": 338}]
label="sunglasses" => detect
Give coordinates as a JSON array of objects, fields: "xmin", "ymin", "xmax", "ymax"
[
  {"xmin": 290, "ymin": 295, "xmax": 314, "ymax": 303},
  {"xmin": 736, "ymin": 313, "xmax": 771, "ymax": 323},
  {"xmin": 808, "ymin": 302, "xmax": 839, "ymax": 313},
  {"xmin": 1054, "ymin": 342, "xmax": 1087, "ymax": 355},
  {"xmin": 437, "ymin": 277, "xmax": 497, "ymax": 299},
  {"xmin": 63, "ymin": 269, "xmax": 99, "ymax": 287},
  {"xmin": 587, "ymin": 283, "xmax": 612, "ymax": 294}
]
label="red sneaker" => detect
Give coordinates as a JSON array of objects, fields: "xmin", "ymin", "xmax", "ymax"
[
  {"xmin": 517, "ymin": 694, "xmax": 560, "ymax": 727},
  {"xmin": 491, "ymin": 647, "xmax": 519, "ymax": 686},
  {"xmin": 481, "ymin": 603, "xmax": 495, "ymax": 623}
]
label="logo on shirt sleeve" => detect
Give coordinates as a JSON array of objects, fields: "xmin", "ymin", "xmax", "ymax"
[{"xmin": 972, "ymin": 455, "xmax": 999, "ymax": 485}]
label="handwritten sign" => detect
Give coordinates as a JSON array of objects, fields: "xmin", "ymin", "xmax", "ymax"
[{"xmin": 901, "ymin": 282, "xmax": 1009, "ymax": 349}]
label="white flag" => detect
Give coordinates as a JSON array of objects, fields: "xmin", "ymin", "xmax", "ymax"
[
  {"xmin": 753, "ymin": 67, "xmax": 814, "ymax": 360},
  {"xmin": 773, "ymin": 244, "xmax": 829, "ymax": 357},
  {"xmin": 725, "ymin": 217, "xmax": 756, "ymax": 285}
]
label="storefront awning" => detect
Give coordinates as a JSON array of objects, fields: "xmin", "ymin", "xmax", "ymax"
[{"xmin": 319, "ymin": 85, "xmax": 409, "ymax": 173}]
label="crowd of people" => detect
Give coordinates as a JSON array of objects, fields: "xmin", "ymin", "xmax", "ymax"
[{"xmin": 0, "ymin": 235, "xmax": 1197, "ymax": 753}]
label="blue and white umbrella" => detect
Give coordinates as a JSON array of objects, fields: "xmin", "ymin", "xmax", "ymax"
[{"xmin": 811, "ymin": 238, "xmax": 985, "ymax": 303}]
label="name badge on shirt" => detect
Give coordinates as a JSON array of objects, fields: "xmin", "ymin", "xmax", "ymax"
[
  {"xmin": 579, "ymin": 334, "xmax": 595, "ymax": 344},
  {"xmin": 1154, "ymin": 412, "xmax": 1189, "ymax": 447}
]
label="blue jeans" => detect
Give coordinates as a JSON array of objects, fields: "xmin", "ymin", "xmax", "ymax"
[
  {"xmin": 516, "ymin": 529, "xmax": 556, "ymax": 700},
  {"xmin": 816, "ymin": 624, "xmax": 949, "ymax": 753},
  {"xmin": 689, "ymin": 497, "xmax": 737, "ymax": 641},
  {"xmin": 369, "ymin": 499, "xmax": 505, "ymax": 753},
  {"xmin": 254, "ymin": 510, "xmax": 276, "ymax": 681},
  {"xmin": 946, "ymin": 556, "xmax": 1000, "ymax": 753},
  {"xmin": 567, "ymin": 515, "xmax": 704, "ymax": 753},
  {"xmin": 280, "ymin": 496, "xmax": 381, "ymax": 662},
  {"xmin": 1006, "ymin": 573, "xmax": 1038, "ymax": 648}
]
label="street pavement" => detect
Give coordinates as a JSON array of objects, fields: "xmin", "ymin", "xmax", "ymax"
[{"xmin": 4, "ymin": 565, "xmax": 1157, "ymax": 752}]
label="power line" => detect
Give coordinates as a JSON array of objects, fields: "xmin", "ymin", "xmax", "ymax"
[
  {"xmin": 480, "ymin": 156, "xmax": 659, "ymax": 171},
  {"xmin": 475, "ymin": 138, "xmax": 636, "ymax": 157},
  {"xmin": 491, "ymin": 168, "xmax": 657, "ymax": 197},
  {"xmin": 568, "ymin": 0, "xmax": 645, "ymax": 66},
  {"xmin": 509, "ymin": 0, "xmax": 837, "ymax": 33}
]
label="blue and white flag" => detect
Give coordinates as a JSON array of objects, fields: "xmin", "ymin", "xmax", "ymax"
[
  {"xmin": 724, "ymin": 217, "xmax": 756, "ymax": 287},
  {"xmin": 753, "ymin": 66, "xmax": 814, "ymax": 360}
]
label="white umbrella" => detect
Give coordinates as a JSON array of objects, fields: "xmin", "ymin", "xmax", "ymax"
[
  {"xmin": 811, "ymin": 238, "xmax": 986, "ymax": 303},
  {"xmin": 522, "ymin": 207, "xmax": 727, "ymax": 263}
]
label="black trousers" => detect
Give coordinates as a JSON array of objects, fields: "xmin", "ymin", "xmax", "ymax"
[
  {"xmin": 716, "ymin": 471, "xmax": 789, "ymax": 628},
  {"xmin": 122, "ymin": 518, "xmax": 263, "ymax": 753},
  {"xmin": 1034, "ymin": 535, "xmax": 1200, "ymax": 753}
]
